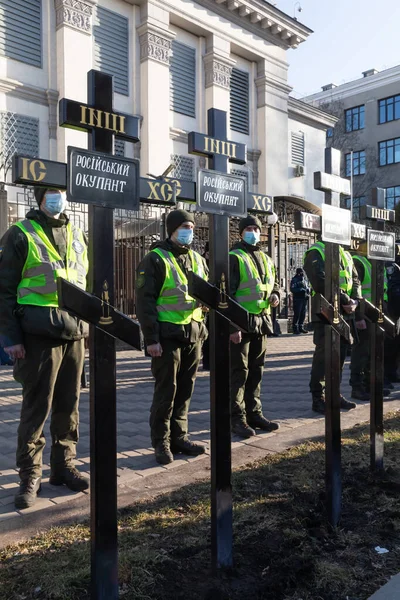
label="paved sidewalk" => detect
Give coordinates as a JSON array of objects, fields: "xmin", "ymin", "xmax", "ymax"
[{"xmin": 1, "ymin": 332, "xmax": 399, "ymax": 538}]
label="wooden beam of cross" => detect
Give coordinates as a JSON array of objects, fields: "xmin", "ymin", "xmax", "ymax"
[
  {"xmin": 57, "ymin": 279, "xmax": 141, "ymax": 349},
  {"xmin": 362, "ymin": 188, "xmax": 396, "ymax": 473},
  {"xmin": 187, "ymin": 272, "xmax": 249, "ymax": 332},
  {"xmin": 294, "ymin": 212, "xmax": 395, "ymax": 338},
  {"xmin": 12, "ymin": 155, "xmax": 274, "ymax": 214},
  {"xmin": 313, "ymin": 147, "xmax": 352, "ymax": 528}
]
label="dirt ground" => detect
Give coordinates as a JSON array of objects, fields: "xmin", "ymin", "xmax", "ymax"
[{"xmin": 1, "ymin": 412, "xmax": 400, "ymax": 600}]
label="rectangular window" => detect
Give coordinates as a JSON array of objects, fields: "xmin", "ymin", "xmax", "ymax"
[
  {"xmin": 345, "ymin": 151, "xmax": 366, "ymax": 176},
  {"xmin": 379, "ymin": 95, "xmax": 400, "ymax": 124},
  {"xmin": 93, "ymin": 7, "xmax": 129, "ymax": 96},
  {"xmin": 342, "ymin": 196, "xmax": 366, "ymax": 220},
  {"xmin": 170, "ymin": 41, "xmax": 196, "ymax": 118},
  {"xmin": 385, "ymin": 186, "xmax": 400, "ymax": 210},
  {"xmin": 378, "ymin": 137, "xmax": 400, "ymax": 166},
  {"xmin": 345, "ymin": 105, "xmax": 365, "ymax": 132},
  {"xmin": 291, "ymin": 132, "xmax": 305, "ymax": 166},
  {"xmin": 230, "ymin": 68, "xmax": 249, "ymax": 135},
  {"xmin": 0, "ymin": 0, "xmax": 42, "ymax": 67}
]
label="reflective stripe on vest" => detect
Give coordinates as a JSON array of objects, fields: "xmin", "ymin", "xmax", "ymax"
[
  {"xmin": 353, "ymin": 255, "xmax": 388, "ymax": 302},
  {"xmin": 152, "ymin": 248, "xmax": 207, "ymax": 324},
  {"xmin": 304, "ymin": 241, "xmax": 353, "ymax": 295},
  {"xmin": 15, "ymin": 219, "xmax": 88, "ymax": 307},
  {"xmin": 229, "ymin": 248, "xmax": 275, "ymax": 314}
]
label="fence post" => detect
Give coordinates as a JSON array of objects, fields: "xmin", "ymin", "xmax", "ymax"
[{"xmin": 0, "ymin": 185, "xmax": 8, "ymax": 239}]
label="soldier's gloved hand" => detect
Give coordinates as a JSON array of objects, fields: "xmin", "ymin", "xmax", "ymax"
[
  {"xmin": 355, "ymin": 319, "xmax": 367, "ymax": 330},
  {"xmin": 342, "ymin": 299, "xmax": 358, "ymax": 314},
  {"xmin": 4, "ymin": 344, "xmax": 25, "ymax": 360},
  {"xmin": 269, "ymin": 293, "xmax": 280, "ymax": 308},
  {"xmin": 147, "ymin": 343, "xmax": 163, "ymax": 357},
  {"xmin": 230, "ymin": 331, "xmax": 242, "ymax": 344}
]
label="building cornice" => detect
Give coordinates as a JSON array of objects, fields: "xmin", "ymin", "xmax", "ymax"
[
  {"xmin": 194, "ymin": 0, "xmax": 312, "ymax": 49},
  {"xmin": 288, "ymin": 97, "xmax": 338, "ymax": 130},
  {"xmin": 0, "ymin": 78, "xmax": 59, "ymax": 108},
  {"xmin": 303, "ymin": 64, "xmax": 400, "ymax": 104}
]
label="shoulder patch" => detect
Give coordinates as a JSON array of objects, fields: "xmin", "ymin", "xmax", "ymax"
[{"xmin": 136, "ymin": 274, "xmax": 145, "ymax": 289}]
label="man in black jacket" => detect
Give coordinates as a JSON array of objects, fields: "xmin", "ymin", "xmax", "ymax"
[
  {"xmin": 229, "ymin": 215, "xmax": 280, "ymax": 438},
  {"xmin": 0, "ymin": 188, "xmax": 90, "ymax": 509},
  {"xmin": 135, "ymin": 210, "xmax": 208, "ymax": 464},
  {"xmin": 290, "ymin": 267, "xmax": 310, "ymax": 334}
]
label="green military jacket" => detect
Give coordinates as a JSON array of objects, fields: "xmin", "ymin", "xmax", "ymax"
[
  {"xmin": 0, "ymin": 209, "xmax": 89, "ymax": 347},
  {"xmin": 135, "ymin": 238, "xmax": 209, "ymax": 346},
  {"xmin": 229, "ymin": 240, "xmax": 280, "ymax": 335}
]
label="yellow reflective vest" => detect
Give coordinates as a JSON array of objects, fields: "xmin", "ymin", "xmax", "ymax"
[
  {"xmin": 152, "ymin": 248, "xmax": 207, "ymax": 324},
  {"xmin": 15, "ymin": 219, "xmax": 88, "ymax": 307},
  {"xmin": 229, "ymin": 248, "xmax": 275, "ymax": 314}
]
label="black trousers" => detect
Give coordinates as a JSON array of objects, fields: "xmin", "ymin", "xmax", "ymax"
[
  {"xmin": 350, "ymin": 323, "xmax": 370, "ymax": 388},
  {"xmin": 14, "ymin": 334, "xmax": 85, "ymax": 479},
  {"xmin": 292, "ymin": 297, "xmax": 307, "ymax": 330},
  {"xmin": 230, "ymin": 333, "xmax": 267, "ymax": 424},
  {"xmin": 310, "ymin": 322, "xmax": 348, "ymax": 398},
  {"xmin": 150, "ymin": 338, "xmax": 201, "ymax": 447}
]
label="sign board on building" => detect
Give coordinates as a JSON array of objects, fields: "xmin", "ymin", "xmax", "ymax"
[
  {"xmin": 67, "ymin": 147, "xmax": 140, "ymax": 210},
  {"xmin": 197, "ymin": 169, "xmax": 247, "ymax": 218},
  {"xmin": 321, "ymin": 204, "xmax": 351, "ymax": 246},
  {"xmin": 367, "ymin": 229, "xmax": 395, "ymax": 261}
]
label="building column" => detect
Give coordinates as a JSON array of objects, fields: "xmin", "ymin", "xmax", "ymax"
[
  {"xmin": 203, "ymin": 37, "xmax": 236, "ymax": 117},
  {"xmin": 255, "ymin": 60, "xmax": 292, "ymax": 197},
  {"xmin": 54, "ymin": 0, "xmax": 95, "ymax": 161},
  {"xmin": 137, "ymin": 11, "xmax": 175, "ymax": 176}
]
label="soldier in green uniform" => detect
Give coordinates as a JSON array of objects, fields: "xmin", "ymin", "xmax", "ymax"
[
  {"xmin": 0, "ymin": 188, "xmax": 90, "ymax": 509},
  {"xmin": 135, "ymin": 210, "xmax": 208, "ymax": 464},
  {"xmin": 303, "ymin": 240, "xmax": 361, "ymax": 413},
  {"xmin": 229, "ymin": 215, "xmax": 280, "ymax": 438}
]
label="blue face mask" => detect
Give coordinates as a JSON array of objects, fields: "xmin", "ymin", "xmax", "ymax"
[
  {"xmin": 44, "ymin": 192, "xmax": 68, "ymax": 216},
  {"xmin": 243, "ymin": 231, "xmax": 260, "ymax": 246},
  {"xmin": 176, "ymin": 228, "xmax": 194, "ymax": 246}
]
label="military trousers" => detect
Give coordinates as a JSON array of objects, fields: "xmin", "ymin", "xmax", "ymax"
[
  {"xmin": 14, "ymin": 334, "xmax": 85, "ymax": 479},
  {"xmin": 350, "ymin": 323, "xmax": 370, "ymax": 389},
  {"xmin": 230, "ymin": 332, "xmax": 267, "ymax": 424},
  {"xmin": 150, "ymin": 338, "xmax": 201, "ymax": 448},
  {"xmin": 309, "ymin": 322, "xmax": 348, "ymax": 398}
]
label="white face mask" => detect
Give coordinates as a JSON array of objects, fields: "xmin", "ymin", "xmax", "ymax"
[{"xmin": 44, "ymin": 191, "xmax": 68, "ymax": 215}]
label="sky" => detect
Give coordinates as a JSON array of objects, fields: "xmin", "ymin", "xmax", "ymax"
[{"xmin": 274, "ymin": 0, "xmax": 400, "ymax": 99}]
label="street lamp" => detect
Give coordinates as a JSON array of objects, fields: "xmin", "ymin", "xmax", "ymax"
[{"xmin": 293, "ymin": 2, "xmax": 302, "ymax": 19}]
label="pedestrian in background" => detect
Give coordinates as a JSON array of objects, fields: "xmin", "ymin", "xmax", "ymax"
[
  {"xmin": 290, "ymin": 267, "xmax": 310, "ymax": 334},
  {"xmin": 0, "ymin": 187, "xmax": 90, "ymax": 509},
  {"xmin": 201, "ymin": 242, "xmax": 210, "ymax": 371},
  {"xmin": 135, "ymin": 209, "xmax": 208, "ymax": 465},
  {"xmin": 229, "ymin": 215, "xmax": 280, "ymax": 439}
]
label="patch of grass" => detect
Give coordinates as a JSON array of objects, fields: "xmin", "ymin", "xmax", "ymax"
[{"xmin": 2, "ymin": 412, "xmax": 400, "ymax": 599}]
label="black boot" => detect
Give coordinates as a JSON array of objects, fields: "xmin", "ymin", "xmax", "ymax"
[
  {"xmin": 50, "ymin": 465, "xmax": 89, "ymax": 492},
  {"xmin": 248, "ymin": 414, "xmax": 280, "ymax": 432},
  {"xmin": 232, "ymin": 422, "xmax": 256, "ymax": 438},
  {"xmin": 312, "ymin": 396, "xmax": 325, "ymax": 414},
  {"xmin": 170, "ymin": 438, "xmax": 206, "ymax": 456},
  {"xmin": 14, "ymin": 476, "xmax": 42, "ymax": 509},
  {"xmin": 351, "ymin": 387, "xmax": 370, "ymax": 401},
  {"xmin": 340, "ymin": 395, "xmax": 356, "ymax": 410},
  {"xmin": 299, "ymin": 327, "xmax": 308, "ymax": 334},
  {"xmin": 293, "ymin": 327, "xmax": 300, "ymax": 335},
  {"xmin": 154, "ymin": 443, "xmax": 174, "ymax": 465}
]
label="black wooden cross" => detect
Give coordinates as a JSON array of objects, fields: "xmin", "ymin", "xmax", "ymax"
[
  {"xmin": 361, "ymin": 189, "xmax": 396, "ymax": 472},
  {"xmin": 188, "ymin": 108, "xmax": 248, "ymax": 568},
  {"xmin": 314, "ymin": 147, "xmax": 352, "ymax": 527}
]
